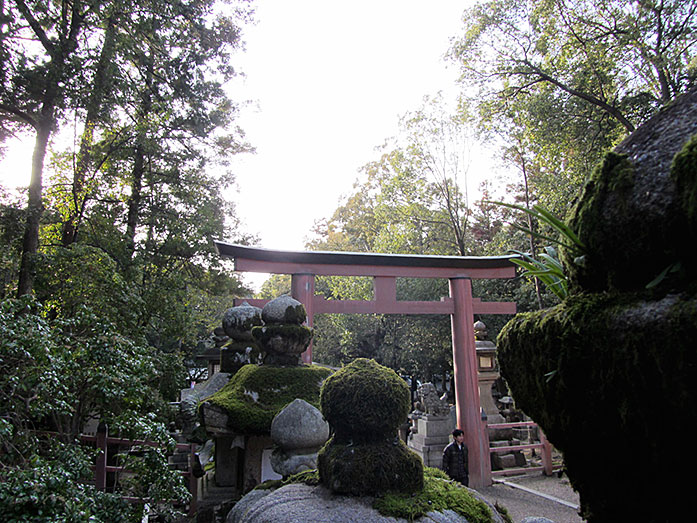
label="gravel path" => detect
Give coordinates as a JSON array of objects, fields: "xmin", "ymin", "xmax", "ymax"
[{"xmin": 475, "ymin": 473, "xmax": 586, "ymax": 523}]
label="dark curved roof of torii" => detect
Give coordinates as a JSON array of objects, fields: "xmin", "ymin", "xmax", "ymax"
[{"xmin": 215, "ymin": 242, "xmax": 518, "ymax": 278}]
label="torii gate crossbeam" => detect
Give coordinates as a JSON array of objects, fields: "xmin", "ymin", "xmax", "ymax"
[{"xmin": 216, "ymin": 242, "xmax": 517, "ymax": 488}]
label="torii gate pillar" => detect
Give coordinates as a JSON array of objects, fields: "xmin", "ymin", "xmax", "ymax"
[
  {"xmin": 449, "ymin": 277, "xmax": 487, "ymax": 488},
  {"xmin": 291, "ymin": 273, "xmax": 315, "ymax": 364}
]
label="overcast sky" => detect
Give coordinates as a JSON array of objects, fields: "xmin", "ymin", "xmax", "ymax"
[{"xmin": 227, "ymin": 1, "xmax": 483, "ymax": 251}]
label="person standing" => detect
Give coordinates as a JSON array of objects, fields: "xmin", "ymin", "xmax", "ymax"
[{"xmin": 442, "ymin": 428, "xmax": 469, "ymax": 486}]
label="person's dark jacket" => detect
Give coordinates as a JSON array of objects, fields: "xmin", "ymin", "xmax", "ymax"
[{"xmin": 442, "ymin": 441, "xmax": 468, "ymax": 485}]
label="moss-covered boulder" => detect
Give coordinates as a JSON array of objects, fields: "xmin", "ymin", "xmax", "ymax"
[
  {"xmin": 201, "ymin": 364, "xmax": 333, "ymax": 435},
  {"xmin": 318, "ymin": 436, "xmax": 424, "ymax": 495},
  {"xmin": 498, "ymin": 89, "xmax": 697, "ymax": 522},
  {"xmin": 561, "ymin": 89, "xmax": 697, "ymax": 292},
  {"xmin": 320, "ymin": 358, "xmax": 411, "ymax": 442},
  {"xmin": 317, "ymin": 358, "xmax": 423, "ymax": 495},
  {"xmin": 498, "ymin": 291, "xmax": 697, "ymax": 521}
]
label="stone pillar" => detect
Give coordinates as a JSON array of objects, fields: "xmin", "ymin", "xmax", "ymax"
[
  {"xmin": 449, "ymin": 277, "xmax": 487, "ymax": 488},
  {"xmin": 243, "ymin": 435, "xmax": 274, "ymax": 492},
  {"xmin": 215, "ymin": 435, "xmax": 241, "ymax": 487},
  {"xmin": 475, "ymin": 321, "xmax": 505, "ymax": 425},
  {"xmin": 407, "ymin": 414, "xmax": 454, "ymax": 468},
  {"xmin": 291, "ymin": 273, "xmax": 315, "ymax": 364}
]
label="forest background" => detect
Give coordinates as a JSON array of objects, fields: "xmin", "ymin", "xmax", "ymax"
[{"xmin": 1, "ymin": 0, "xmax": 695, "ymax": 520}]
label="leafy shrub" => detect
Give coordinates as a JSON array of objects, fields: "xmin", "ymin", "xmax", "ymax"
[{"xmin": 0, "ymin": 296, "xmax": 187, "ymax": 522}]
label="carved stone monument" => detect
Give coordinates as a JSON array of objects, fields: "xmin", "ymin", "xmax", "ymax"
[{"xmin": 407, "ymin": 382, "xmax": 454, "ymax": 468}]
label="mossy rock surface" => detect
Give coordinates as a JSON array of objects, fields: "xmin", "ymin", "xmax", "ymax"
[
  {"xmin": 320, "ymin": 358, "xmax": 410, "ymax": 441},
  {"xmin": 203, "ymin": 364, "xmax": 333, "ymax": 435},
  {"xmin": 374, "ymin": 467, "xmax": 498, "ymax": 522},
  {"xmin": 317, "ymin": 436, "xmax": 424, "ymax": 496},
  {"xmin": 561, "ymin": 89, "xmax": 697, "ymax": 293},
  {"xmin": 497, "ymin": 291, "xmax": 697, "ymax": 521},
  {"xmin": 252, "ymin": 468, "xmax": 501, "ymax": 522},
  {"xmin": 672, "ymin": 133, "xmax": 697, "ymax": 245}
]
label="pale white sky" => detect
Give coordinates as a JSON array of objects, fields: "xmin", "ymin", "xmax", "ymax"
[
  {"xmin": 227, "ymin": 0, "xmax": 488, "ymax": 250},
  {"xmin": 1, "ymin": 1, "xmax": 503, "ymax": 291}
]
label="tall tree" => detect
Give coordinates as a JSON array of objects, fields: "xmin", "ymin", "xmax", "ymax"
[
  {"xmin": 451, "ymin": 0, "xmax": 697, "ymax": 215},
  {"xmin": 0, "ymin": 0, "xmax": 101, "ymax": 296}
]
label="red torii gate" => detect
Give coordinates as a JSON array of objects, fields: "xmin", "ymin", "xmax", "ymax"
[{"xmin": 215, "ymin": 242, "xmax": 517, "ymax": 487}]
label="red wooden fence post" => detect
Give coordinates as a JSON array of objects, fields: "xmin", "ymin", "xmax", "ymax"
[
  {"xmin": 540, "ymin": 429, "xmax": 553, "ymax": 476},
  {"xmin": 188, "ymin": 443, "xmax": 198, "ymax": 516},
  {"xmin": 95, "ymin": 422, "xmax": 107, "ymax": 491},
  {"xmin": 480, "ymin": 411, "xmax": 492, "ymax": 485}
]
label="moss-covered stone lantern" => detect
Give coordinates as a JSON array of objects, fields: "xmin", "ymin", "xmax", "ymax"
[{"xmin": 317, "ymin": 358, "xmax": 424, "ymax": 495}]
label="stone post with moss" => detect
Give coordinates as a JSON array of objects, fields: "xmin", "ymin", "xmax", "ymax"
[{"xmin": 497, "ymin": 89, "xmax": 697, "ymax": 522}]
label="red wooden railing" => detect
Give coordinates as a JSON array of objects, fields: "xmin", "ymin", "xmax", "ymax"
[
  {"xmin": 483, "ymin": 420, "xmax": 555, "ymax": 479},
  {"xmin": 80, "ymin": 424, "xmax": 198, "ymax": 517}
]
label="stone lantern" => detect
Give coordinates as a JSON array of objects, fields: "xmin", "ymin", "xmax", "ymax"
[{"xmin": 475, "ymin": 321, "xmax": 504, "ymax": 424}]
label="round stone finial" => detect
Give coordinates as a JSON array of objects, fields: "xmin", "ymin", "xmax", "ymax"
[
  {"xmin": 262, "ymin": 295, "xmax": 307, "ymax": 325},
  {"xmin": 474, "ymin": 320, "xmax": 488, "ymax": 340},
  {"xmin": 222, "ymin": 302, "xmax": 263, "ymax": 340},
  {"xmin": 271, "ymin": 399, "xmax": 329, "ymax": 451}
]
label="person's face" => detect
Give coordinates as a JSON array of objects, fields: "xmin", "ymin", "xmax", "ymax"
[{"xmin": 455, "ymin": 434, "xmax": 465, "ymax": 444}]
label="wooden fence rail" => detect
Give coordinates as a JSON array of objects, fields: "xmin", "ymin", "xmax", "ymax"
[
  {"xmin": 81, "ymin": 423, "xmax": 198, "ymax": 517},
  {"xmin": 484, "ymin": 420, "xmax": 555, "ymax": 479}
]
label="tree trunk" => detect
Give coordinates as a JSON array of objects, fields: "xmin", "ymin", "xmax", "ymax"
[
  {"xmin": 15, "ymin": 0, "xmax": 85, "ymax": 296},
  {"xmin": 124, "ymin": 43, "xmax": 154, "ymax": 259},
  {"xmin": 17, "ymin": 111, "xmax": 53, "ymax": 297},
  {"xmin": 61, "ymin": 14, "xmax": 118, "ymax": 246},
  {"xmin": 125, "ymin": 143, "xmax": 145, "ymax": 257}
]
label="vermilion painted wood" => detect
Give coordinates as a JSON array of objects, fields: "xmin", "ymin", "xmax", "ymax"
[
  {"xmin": 449, "ymin": 277, "xmax": 486, "ymax": 489},
  {"xmin": 291, "ymin": 274, "xmax": 315, "ymax": 364},
  {"xmin": 235, "ymin": 295, "xmax": 516, "ymax": 315},
  {"xmin": 232, "ymin": 258, "xmax": 516, "ymax": 279},
  {"xmin": 540, "ymin": 429, "xmax": 554, "ymax": 476}
]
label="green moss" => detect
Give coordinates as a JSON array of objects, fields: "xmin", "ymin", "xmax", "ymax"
[
  {"xmin": 255, "ymin": 469, "xmax": 320, "ymax": 491},
  {"xmin": 283, "ymin": 303, "xmax": 307, "ymax": 324},
  {"xmin": 317, "ymin": 436, "xmax": 423, "ymax": 496},
  {"xmin": 320, "ymin": 358, "xmax": 410, "ymax": 441},
  {"xmin": 372, "ymin": 468, "xmax": 494, "ymax": 522},
  {"xmin": 671, "ymin": 133, "xmax": 697, "ymax": 239},
  {"xmin": 497, "ymin": 291, "xmax": 697, "ymax": 521},
  {"xmin": 203, "ymin": 364, "xmax": 333, "ymax": 434},
  {"xmin": 562, "ymin": 152, "xmax": 636, "ymax": 291}
]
